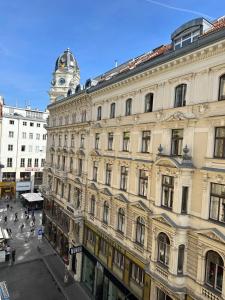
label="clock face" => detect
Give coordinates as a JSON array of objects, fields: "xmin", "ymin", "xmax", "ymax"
[{"xmin": 59, "ymin": 78, "xmax": 66, "ymax": 85}]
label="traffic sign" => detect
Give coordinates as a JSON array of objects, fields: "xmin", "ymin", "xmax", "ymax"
[{"xmin": 69, "ymin": 246, "xmax": 82, "ymax": 255}]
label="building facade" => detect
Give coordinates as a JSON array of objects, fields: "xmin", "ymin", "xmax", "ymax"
[
  {"xmin": 0, "ymin": 104, "xmax": 48, "ymax": 198},
  {"xmin": 43, "ymin": 17, "xmax": 225, "ymax": 300}
]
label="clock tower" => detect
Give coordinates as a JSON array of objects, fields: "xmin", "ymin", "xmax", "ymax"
[{"xmin": 49, "ymin": 48, "xmax": 80, "ymax": 103}]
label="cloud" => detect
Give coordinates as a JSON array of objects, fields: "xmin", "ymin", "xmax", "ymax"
[{"xmin": 145, "ymin": 0, "xmax": 214, "ymax": 20}]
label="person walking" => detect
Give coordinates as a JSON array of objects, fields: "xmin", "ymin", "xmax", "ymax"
[
  {"xmin": 5, "ymin": 245, "xmax": 10, "ymax": 262},
  {"xmin": 14, "ymin": 212, "xmax": 18, "ymax": 222},
  {"xmin": 11, "ymin": 249, "xmax": 16, "ymax": 264},
  {"xmin": 20, "ymin": 223, "xmax": 24, "ymax": 233},
  {"xmin": 32, "ymin": 215, "xmax": 36, "ymax": 225},
  {"xmin": 4, "ymin": 215, "xmax": 7, "ymax": 224}
]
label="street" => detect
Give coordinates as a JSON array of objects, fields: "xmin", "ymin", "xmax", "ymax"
[{"xmin": 0, "ymin": 199, "xmax": 89, "ymax": 300}]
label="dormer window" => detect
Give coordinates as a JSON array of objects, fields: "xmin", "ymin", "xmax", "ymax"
[
  {"xmin": 174, "ymin": 30, "xmax": 200, "ymax": 50},
  {"xmin": 171, "ymin": 18, "xmax": 212, "ymax": 50}
]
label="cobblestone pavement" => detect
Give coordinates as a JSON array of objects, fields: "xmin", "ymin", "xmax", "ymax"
[{"xmin": 0, "ymin": 199, "xmax": 90, "ymax": 300}]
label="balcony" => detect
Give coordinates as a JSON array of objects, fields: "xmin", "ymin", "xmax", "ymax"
[
  {"xmin": 202, "ymin": 287, "xmax": 222, "ymax": 300},
  {"xmin": 156, "ymin": 264, "xmax": 168, "ymax": 279}
]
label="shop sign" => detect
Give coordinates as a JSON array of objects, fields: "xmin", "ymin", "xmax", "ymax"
[
  {"xmin": 25, "ymin": 167, "xmax": 40, "ymax": 171},
  {"xmin": 69, "ymin": 245, "xmax": 82, "ymax": 255},
  {"xmin": 16, "ymin": 181, "xmax": 31, "ymax": 191}
]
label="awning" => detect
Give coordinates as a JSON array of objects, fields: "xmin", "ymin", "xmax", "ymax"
[
  {"xmin": 0, "ymin": 228, "xmax": 9, "ymax": 240},
  {"xmin": 21, "ymin": 193, "xmax": 43, "ymax": 203}
]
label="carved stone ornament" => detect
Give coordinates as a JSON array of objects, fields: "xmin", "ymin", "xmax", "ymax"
[{"xmin": 163, "ymin": 111, "xmax": 196, "ymax": 122}]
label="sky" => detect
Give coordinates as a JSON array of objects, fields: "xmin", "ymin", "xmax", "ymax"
[{"xmin": 0, "ymin": 0, "xmax": 224, "ymax": 111}]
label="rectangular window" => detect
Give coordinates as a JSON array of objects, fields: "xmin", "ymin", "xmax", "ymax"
[
  {"xmin": 87, "ymin": 229, "xmax": 95, "ymax": 245},
  {"xmin": 58, "ymin": 135, "xmax": 62, "ymax": 146},
  {"xmin": 30, "ymin": 122, "xmax": 34, "ymax": 127},
  {"xmin": 8, "ymin": 145, "xmax": 13, "ymax": 151},
  {"xmin": 110, "ymin": 103, "xmax": 115, "ymax": 118},
  {"xmin": 41, "ymin": 159, "xmax": 45, "ymax": 167},
  {"xmin": 61, "ymin": 183, "xmax": 64, "ymax": 198},
  {"xmin": 97, "ymin": 106, "xmax": 102, "ymax": 121},
  {"xmin": 93, "ymin": 162, "xmax": 98, "ymax": 182},
  {"xmin": 36, "ymin": 134, "xmax": 40, "ymax": 140},
  {"xmin": 20, "ymin": 172, "xmax": 31, "ymax": 181},
  {"xmin": 23, "ymin": 121, "xmax": 27, "ymax": 126},
  {"xmin": 174, "ymin": 84, "xmax": 186, "ymax": 107},
  {"xmin": 131, "ymin": 263, "xmax": 144, "ymax": 286},
  {"xmin": 139, "ymin": 170, "xmax": 148, "ymax": 198},
  {"xmin": 21, "ymin": 145, "xmax": 26, "ymax": 152},
  {"xmin": 177, "ymin": 245, "xmax": 185, "ymax": 275},
  {"xmin": 108, "ymin": 132, "xmax": 113, "ymax": 150},
  {"xmin": 80, "ymin": 134, "xmax": 85, "ymax": 149},
  {"xmin": 34, "ymin": 158, "xmax": 39, "ymax": 167},
  {"xmin": 29, "ymin": 133, "xmax": 33, "ymax": 139},
  {"xmin": 157, "ymin": 288, "xmax": 173, "ymax": 300},
  {"xmin": 120, "ymin": 166, "xmax": 128, "ymax": 191},
  {"xmin": 181, "ymin": 186, "xmax": 189, "ymax": 214},
  {"xmin": 105, "ymin": 163, "xmax": 112, "ymax": 186},
  {"xmin": 7, "ymin": 158, "xmax": 12, "ymax": 167},
  {"xmin": 64, "ymin": 135, "xmax": 68, "ymax": 147},
  {"xmin": 20, "ymin": 158, "xmax": 25, "ymax": 167},
  {"xmin": 37, "ymin": 123, "xmax": 40, "ymax": 127},
  {"xmin": 113, "ymin": 249, "xmax": 124, "ymax": 270},
  {"xmin": 78, "ymin": 159, "xmax": 83, "ymax": 176},
  {"xmin": 209, "ymin": 183, "xmax": 225, "ymax": 223},
  {"xmin": 95, "ymin": 133, "xmax": 100, "ymax": 150},
  {"xmin": 27, "ymin": 158, "xmax": 32, "ymax": 167},
  {"xmin": 123, "ymin": 132, "xmax": 130, "ymax": 152},
  {"xmin": 9, "ymin": 120, "xmax": 14, "ymax": 125},
  {"xmin": 68, "ymin": 184, "xmax": 71, "ymax": 202},
  {"xmin": 71, "ymin": 134, "xmax": 74, "ymax": 147},
  {"xmin": 142, "ymin": 131, "xmax": 151, "ymax": 153},
  {"xmin": 171, "ymin": 129, "xmax": 183, "ymax": 156},
  {"xmin": 9, "ymin": 131, "xmax": 14, "ymax": 138},
  {"xmin": 2, "ymin": 172, "xmax": 16, "ymax": 182},
  {"xmin": 62, "ymin": 156, "xmax": 66, "ymax": 171},
  {"xmin": 145, "ymin": 93, "xmax": 153, "ymax": 113},
  {"xmin": 214, "ymin": 127, "xmax": 225, "ymax": 158},
  {"xmin": 70, "ymin": 157, "xmax": 73, "ymax": 172},
  {"xmin": 35, "ymin": 146, "xmax": 40, "ymax": 153},
  {"xmin": 99, "ymin": 238, "xmax": 108, "ymax": 256},
  {"xmin": 43, "ymin": 134, "xmax": 47, "ymax": 140},
  {"xmin": 161, "ymin": 175, "xmax": 174, "ymax": 209},
  {"xmin": 57, "ymin": 155, "xmax": 60, "ymax": 168},
  {"xmin": 22, "ymin": 132, "xmax": 26, "ymax": 139}
]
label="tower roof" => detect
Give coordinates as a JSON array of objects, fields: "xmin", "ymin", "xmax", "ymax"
[{"xmin": 55, "ymin": 48, "xmax": 79, "ymax": 71}]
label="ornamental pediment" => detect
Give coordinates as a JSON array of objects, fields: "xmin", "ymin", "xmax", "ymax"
[
  {"xmin": 155, "ymin": 157, "xmax": 179, "ymax": 168},
  {"xmin": 130, "ymin": 200, "xmax": 150, "ymax": 213},
  {"xmin": 100, "ymin": 188, "xmax": 112, "ymax": 197},
  {"xmin": 197, "ymin": 228, "xmax": 225, "ymax": 245},
  {"xmin": 88, "ymin": 182, "xmax": 98, "ymax": 191},
  {"xmin": 151, "ymin": 213, "xmax": 176, "ymax": 228},
  {"xmin": 89, "ymin": 150, "xmax": 101, "ymax": 157},
  {"xmin": 76, "ymin": 149, "xmax": 85, "ymax": 156},
  {"xmin": 114, "ymin": 193, "xmax": 129, "ymax": 203}
]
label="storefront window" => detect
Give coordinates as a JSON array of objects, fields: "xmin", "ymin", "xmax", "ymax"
[{"xmin": 82, "ymin": 254, "xmax": 95, "ymax": 293}]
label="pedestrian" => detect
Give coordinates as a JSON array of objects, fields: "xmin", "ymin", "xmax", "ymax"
[
  {"xmin": 6, "ymin": 204, "xmax": 9, "ymax": 210},
  {"xmin": 20, "ymin": 223, "xmax": 24, "ymax": 233},
  {"xmin": 4, "ymin": 215, "xmax": 7, "ymax": 223},
  {"xmin": 5, "ymin": 245, "xmax": 10, "ymax": 262},
  {"xmin": 32, "ymin": 215, "xmax": 36, "ymax": 224},
  {"xmin": 11, "ymin": 249, "xmax": 16, "ymax": 264},
  {"xmin": 10, "ymin": 206, "xmax": 13, "ymax": 211},
  {"xmin": 31, "ymin": 210, "xmax": 34, "ymax": 217},
  {"xmin": 14, "ymin": 212, "xmax": 18, "ymax": 222},
  {"xmin": 26, "ymin": 214, "xmax": 29, "ymax": 222}
]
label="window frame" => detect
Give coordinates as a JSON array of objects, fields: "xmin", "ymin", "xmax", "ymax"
[
  {"xmin": 144, "ymin": 93, "xmax": 153, "ymax": 113},
  {"xmin": 161, "ymin": 175, "xmax": 174, "ymax": 210},
  {"xmin": 171, "ymin": 129, "xmax": 183, "ymax": 156},
  {"xmin": 110, "ymin": 103, "xmax": 116, "ymax": 118},
  {"xmin": 158, "ymin": 233, "xmax": 170, "ymax": 267},
  {"xmin": 117, "ymin": 208, "xmax": 125, "ymax": 233},
  {"xmin": 135, "ymin": 216, "xmax": 145, "ymax": 246},
  {"xmin": 174, "ymin": 84, "xmax": 187, "ymax": 108},
  {"xmin": 125, "ymin": 98, "xmax": 132, "ymax": 116},
  {"xmin": 218, "ymin": 74, "xmax": 225, "ymax": 101},
  {"xmin": 120, "ymin": 166, "xmax": 128, "ymax": 191}
]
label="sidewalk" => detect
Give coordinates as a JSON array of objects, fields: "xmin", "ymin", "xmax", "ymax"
[{"xmin": 42, "ymin": 252, "xmax": 90, "ymax": 300}]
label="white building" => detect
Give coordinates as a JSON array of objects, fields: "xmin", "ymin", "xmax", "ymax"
[{"xmin": 0, "ymin": 103, "xmax": 48, "ymax": 197}]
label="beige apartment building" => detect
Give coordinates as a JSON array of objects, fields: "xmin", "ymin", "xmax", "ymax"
[{"xmin": 42, "ymin": 17, "xmax": 225, "ymax": 300}]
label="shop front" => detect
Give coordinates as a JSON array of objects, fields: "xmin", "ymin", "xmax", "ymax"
[
  {"xmin": 82, "ymin": 247, "xmax": 138, "ymax": 300},
  {"xmin": 0, "ymin": 182, "xmax": 16, "ymax": 199},
  {"xmin": 43, "ymin": 212, "xmax": 69, "ymax": 264}
]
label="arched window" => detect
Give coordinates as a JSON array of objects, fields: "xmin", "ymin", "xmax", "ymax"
[
  {"xmin": 67, "ymin": 89, "xmax": 72, "ymax": 96},
  {"xmin": 219, "ymin": 74, "xmax": 225, "ymax": 101},
  {"xmin": 136, "ymin": 217, "xmax": 145, "ymax": 245},
  {"xmin": 174, "ymin": 84, "xmax": 187, "ymax": 107},
  {"xmin": 125, "ymin": 98, "xmax": 132, "ymax": 116},
  {"xmin": 97, "ymin": 106, "xmax": 102, "ymax": 121},
  {"xmin": 90, "ymin": 195, "xmax": 95, "ymax": 216},
  {"xmin": 145, "ymin": 93, "xmax": 154, "ymax": 112},
  {"xmin": 117, "ymin": 208, "xmax": 125, "ymax": 233},
  {"xmin": 103, "ymin": 201, "xmax": 109, "ymax": 224},
  {"xmin": 158, "ymin": 233, "xmax": 170, "ymax": 266},
  {"xmin": 205, "ymin": 251, "xmax": 224, "ymax": 292},
  {"xmin": 110, "ymin": 103, "xmax": 116, "ymax": 118}
]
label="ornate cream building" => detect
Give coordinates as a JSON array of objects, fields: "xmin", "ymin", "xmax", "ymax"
[{"xmin": 42, "ymin": 17, "xmax": 225, "ymax": 300}]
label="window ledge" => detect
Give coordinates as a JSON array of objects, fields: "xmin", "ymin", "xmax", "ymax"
[
  {"xmin": 134, "ymin": 242, "xmax": 144, "ymax": 253},
  {"xmin": 202, "ymin": 286, "xmax": 222, "ymax": 300}
]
